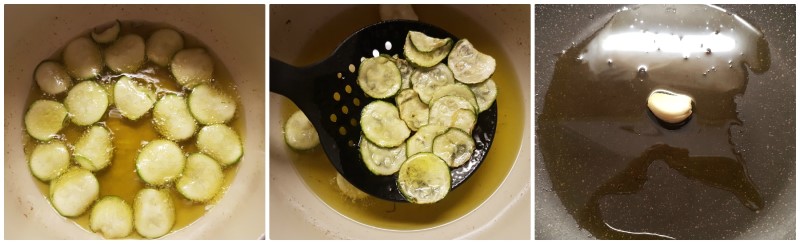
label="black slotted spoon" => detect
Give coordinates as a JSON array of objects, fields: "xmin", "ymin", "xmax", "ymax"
[{"xmin": 270, "ymin": 20, "xmax": 497, "ymax": 202}]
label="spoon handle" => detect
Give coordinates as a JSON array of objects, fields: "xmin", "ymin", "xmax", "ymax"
[
  {"xmin": 269, "ymin": 58, "xmax": 323, "ymax": 129},
  {"xmin": 269, "ymin": 57, "xmax": 343, "ymax": 171},
  {"xmin": 269, "ymin": 58, "xmax": 309, "ymax": 101}
]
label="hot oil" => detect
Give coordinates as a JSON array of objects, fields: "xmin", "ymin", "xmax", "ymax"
[
  {"xmin": 279, "ymin": 5, "xmax": 525, "ymax": 230},
  {"xmin": 23, "ymin": 21, "xmax": 244, "ymax": 238},
  {"xmin": 538, "ymin": 5, "xmax": 769, "ymax": 239}
]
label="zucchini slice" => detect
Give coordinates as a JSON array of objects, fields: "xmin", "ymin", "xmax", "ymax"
[
  {"xmin": 63, "ymin": 37, "xmax": 103, "ymax": 80},
  {"xmin": 406, "ymin": 124, "xmax": 448, "ymax": 157},
  {"xmin": 29, "ymin": 141, "xmax": 70, "ymax": 182},
  {"xmin": 410, "ymin": 63, "xmax": 455, "ymax": 104},
  {"xmin": 153, "ymin": 95, "xmax": 197, "ymax": 141},
  {"xmin": 100, "ymin": 82, "xmax": 115, "ymax": 106},
  {"xmin": 90, "ymin": 196, "xmax": 133, "ymax": 239},
  {"xmin": 357, "ymin": 55, "xmax": 402, "ymax": 99},
  {"xmin": 469, "ymin": 78, "xmax": 498, "ymax": 113},
  {"xmin": 74, "ymin": 125, "xmax": 114, "ymax": 172},
  {"xmin": 408, "ymin": 31, "xmax": 452, "ymax": 52},
  {"xmin": 392, "ymin": 56, "xmax": 414, "ymax": 90},
  {"xmin": 24, "ymin": 100, "xmax": 68, "ymax": 141},
  {"xmin": 395, "ymin": 89, "xmax": 429, "ymax": 131},
  {"xmin": 65, "ymin": 81, "xmax": 109, "ymax": 126},
  {"xmin": 432, "ymin": 128, "xmax": 475, "ymax": 167},
  {"xmin": 136, "ymin": 139, "xmax": 185, "ymax": 186},
  {"xmin": 133, "ymin": 188, "xmax": 175, "ymax": 239},
  {"xmin": 360, "ymin": 101, "xmax": 411, "ymax": 148},
  {"xmin": 447, "ymin": 39, "xmax": 496, "ymax": 84},
  {"xmin": 360, "ymin": 136, "xmax": 406, "ymax": 175},
  {"xmin": 170, "ymin": 48, "xmax": 213, "ymax": 89},
  {"xmin": 403, "ymin": 33, "xmax": 452, "ymax": 68},
  {"xmin": 397, "ymin": 153, "xmax": 451, "ymax": 204},
  {"xmin": 146, "ymin": 29, "xmax": 184, "ymax": 67},
  {"xmin": 188, "ymin": 84, "xmax": 236, "ymax": 125},
  {"xmin": 429, "ymin": 83, "xmax": 479, "ymax": 113},
  {"xmin": 114, "ymin": 76, "xmax": 156, "ymax": 120},
  {"xmin": 34, "ymin": 61, "xmax": 72, "ymax": 95},
  {"xmin": 283, "ymin": 110, "xmax": 319, "ymax": 151},
  {"xmin": 196, "ymin": 124, "xmax": 243, "ymax": 167},
  {"xmin": 91, "ymin": 20, "xmax": 121, "ymax": 44},
  {"xmin": 450, "ymin": 109, "xmax": 478, "ymax": 134},
  {"xmin": 177, "ymin": 153, "xmax": 224, "ymax": 202},
  {"xmin": 104, "ymin": 34, "xmax": 146, "ymax": 73},
  {"xmin": 335, "ymin": 173, "xmax": 369, "ymax": 200},
  {"xmin": 49, "ymin": 167, "xmax": 99, "ymax": 217},
  {"xmin": 429, "ymin": 96, "xmax": 477, "ymax": 133}
]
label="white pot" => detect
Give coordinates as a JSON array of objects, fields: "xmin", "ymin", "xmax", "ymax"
[
  {"xmin": 269, "ymin": 4, "xmax": 531, "ymax": 239},
  {"xmin": 4, "ymin": 4, "xmax": 265, "ymax": 239}
]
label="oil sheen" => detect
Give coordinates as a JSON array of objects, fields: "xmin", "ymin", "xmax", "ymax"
[
  {"xmin": 280, "ymin": 5, "xmax": 525, "ymax": 230},
  {"xmin": 538, "ymin": 5, "xmax": 770, "ymax": 239},
  {"xmin": 23, "ymin": 21, "xmax": 244, "ymax": 239}
]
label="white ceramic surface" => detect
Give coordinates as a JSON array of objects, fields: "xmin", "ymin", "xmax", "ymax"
[
  {"xmin": 4, "ymin": 4, "xmax": 265, "ymax": 239},
  {"xmin": 269, "ymin": 4, "xmax": 531, "ymax": 239}
]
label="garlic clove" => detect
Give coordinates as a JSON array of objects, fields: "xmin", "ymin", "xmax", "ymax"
[{"xmin": 647, "ymin": 89, "xmax": 693, "ymax": 124}]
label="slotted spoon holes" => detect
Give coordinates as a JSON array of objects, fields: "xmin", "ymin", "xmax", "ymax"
[{"xmin": 317, "ymin": 70, "xmax": 365, "ymax": 149}]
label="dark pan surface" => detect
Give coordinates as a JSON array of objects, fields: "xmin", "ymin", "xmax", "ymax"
[{"xmin": 535, "ymin": 4, "xmax": 795, "ymax": 239}]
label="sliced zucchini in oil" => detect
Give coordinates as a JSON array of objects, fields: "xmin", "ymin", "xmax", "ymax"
[
  {"xmin": 360, "ymin": 100, "xmax": 410, "ymax": 148},
  {"xmin": 152, "ymin": 94, "xmax": 197, "ymax": 141},
  {"xmin": 34, "ymin": 61, "xmax": 72, "ymax": 95},
  {"xmin": 133, "ymin": 188, "xmax": 175, "ymax": 239},
  {"xmin": 403, "ymin": 33, "xmax": 452, "ymax": 68},
  {"xmin": 146, "ymin": 28, "xmax": 184, "ymax": 67},
  {"xmin": 408, "ymin": 31, "xmax": 452, "ymax": 52},
  {"xmin": 65, "ymin": 81, "xmax": 109, "ymax": 126},
  {"xmin": 177, "ymin": 153, "xmax": 224, "ymax": 202},
  {"xmin": 469, "ymin": 78, "xmax": 498, "ymax": 113},
  {"xmin": 432, "ymin": 128, "xmax": 475, "ymax": 168},
  {"xmin": 114, "ymin": 76, "xmax": 156, "ymax": 120},
  {"xmin": 447, "ymin": 39, "xmax": 496, "ymax": 84},
  {"xmin": 188, "ymin": 84, "xmax": 236, "ymax": 125},
  {"xmin": 104, "ymin": 34, "xmax": 146, "ymax": 73},
  {"xmin": 29, "ymin": 141, "xmax": 70, "ymax": 182},
  {"xmin": 91, "ymin": 20, "xmax": 121, "ymax": 44},
  {"xmin": 63, "ymin": 37, "xmax": 103, "ymax": 80},
  {"xmin": 397, "ymin": 153, "xmax": 451, "ymax": 204},
  {"xmin": 49, "ymin": 167, "xmax": 99, "ymax": 217},
  {"xmin": 24, "ymin": 100, "xmax": 68, "ymax": 141},
  {"xmin": 135, "ymin": 139, "xmax": 185, "ymax": 186},
  {"xmin": 73, "ymin": 125, "xmax": 114, "ymax": 172},
  {"xmin": 170, "ymin": 48, "xmax": 214, "ymax": 89},
  {"xmin": 196, "ymin": 124, "xmax": 243, "ymax": 167},
  {"xmin": 357, "ymin": 55, "xmax": 402, "ymax": 99},
  {"xmin": 395, "ymin": 89, "xmax": 429, "ymax": 131},
  {"xmin": 410, "ymin": 63, "xmax": 455, "ymax": 104},
  {"xmin": 90, "ymin": 196, "xmax": 134, "ymax": 239},
  {"xmin": 360, "ymin": 135, "xmax": 406, "ymax": 176},
  {"xmin": 283, "ymin": 110, "xmax": 319, "ymax": 151}
]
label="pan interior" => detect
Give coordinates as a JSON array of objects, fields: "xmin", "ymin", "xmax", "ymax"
[{"xmin": 537, "ymin": 5, "xmax": 794, "ymax": 239}]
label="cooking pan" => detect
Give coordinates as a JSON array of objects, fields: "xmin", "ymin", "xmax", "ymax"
[
  {"xmin": 534, "ymin": 4, "xmax": 795, "ymax": 239},
  {"xmin": 4, "ymin": 4, "xmax": 265, "ymax": 239}
]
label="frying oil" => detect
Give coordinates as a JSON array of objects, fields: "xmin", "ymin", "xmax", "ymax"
[
  {"xmin": 22, "ymin": 21, "xmax": 244, "ymax": 239},
  {"xmin": 279, "ymin": 5, "xmax": 525, "ymax": 230},
  {"xmin": 538, "ymin": 5, "xmax": 769, "ymax": 239}
]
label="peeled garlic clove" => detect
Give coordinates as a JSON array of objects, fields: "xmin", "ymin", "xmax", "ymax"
[{"xmin": 647, "ymin": 89, "xmax": 693, "ymax": 124}]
